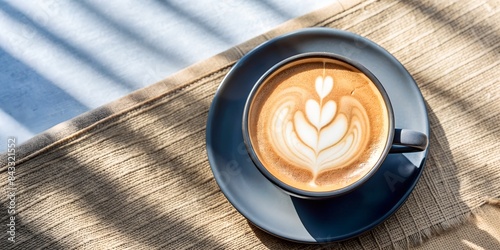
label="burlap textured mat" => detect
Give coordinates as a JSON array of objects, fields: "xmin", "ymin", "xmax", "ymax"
[
  {"xmin": 1, "ymin": 0, "xmax": 499, "ymax": 249},
  {"xmin": 416, "ymin": 204, "xmax": 500, "ymax": 249}
]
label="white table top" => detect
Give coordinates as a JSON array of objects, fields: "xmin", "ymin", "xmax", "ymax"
[{"xmin": 0, "ymin": 0, "xmax": 335, "ymax": 152}]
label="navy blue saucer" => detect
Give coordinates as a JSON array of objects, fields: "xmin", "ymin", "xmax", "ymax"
[{"xmin": 206, "ymin": 28, "xmax": 429, "ymax": 243}]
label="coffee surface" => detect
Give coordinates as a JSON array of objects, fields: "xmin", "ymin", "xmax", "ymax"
[{"xmin": 248, "ymin": 57, "xmax": 389, "ymax": 192}]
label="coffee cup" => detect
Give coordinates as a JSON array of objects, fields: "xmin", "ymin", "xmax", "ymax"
[{"xmin": 242, "ymin": 52, "xmax": 427, "ymax": 199}]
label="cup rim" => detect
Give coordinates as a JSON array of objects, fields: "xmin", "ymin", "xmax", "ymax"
[{"xmin": 242, "ymin": 52, "xmax": 395, "ymax": 199}]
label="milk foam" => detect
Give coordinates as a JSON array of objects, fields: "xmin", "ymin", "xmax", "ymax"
[
  {"xmin": 269, "ymin": 75, "xmax": 370, "ymax": 185},
  {"xmin": 248, "ymin": 57, "xmax": 389, "ymax": 192}
]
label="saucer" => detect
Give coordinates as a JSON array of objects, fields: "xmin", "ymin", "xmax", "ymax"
[{"xmin": 206, "ymin": 28, "xmax": 429, "ymax": 243}]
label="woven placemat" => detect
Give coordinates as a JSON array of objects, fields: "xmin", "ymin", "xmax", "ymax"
[
  {"xmin": 1, "ymin": 0, "xmax": 499, "ymax": 249},
  {"xmin": 416, "ymin": 204, "xmax": 500, "ymax": 249}
]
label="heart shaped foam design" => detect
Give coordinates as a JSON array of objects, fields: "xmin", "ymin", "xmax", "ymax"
[{"xmin": 269, "ymin": 75, "xmax": 370, "ymax": 183}]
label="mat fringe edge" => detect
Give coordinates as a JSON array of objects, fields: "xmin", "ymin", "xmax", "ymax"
[{"xmin": 391, "ymin": 196, "xmax": 500, "ymax": 249}]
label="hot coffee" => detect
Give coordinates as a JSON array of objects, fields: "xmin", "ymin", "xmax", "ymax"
[{"xmin": 247, "ymin": 57, "xmax": 390, "ymax": 192}]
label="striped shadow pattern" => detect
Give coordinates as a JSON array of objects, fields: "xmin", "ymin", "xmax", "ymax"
[{"xmin": 1, "ymin": 0, "xmax": 499, "ymax": 249}]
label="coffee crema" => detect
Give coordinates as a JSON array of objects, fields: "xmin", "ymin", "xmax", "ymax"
[{"xmin": 248, "ymin": 57, "xmax": 389, "ymax": 192}]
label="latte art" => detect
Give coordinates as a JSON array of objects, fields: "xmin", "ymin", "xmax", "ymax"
[
  {"xmin": 248, "ymin": 57, "xmax": 389, "ymax": 192},
  {"xmin": 270, "ymin": 76, "xmax": 370, "ymax": 185}
]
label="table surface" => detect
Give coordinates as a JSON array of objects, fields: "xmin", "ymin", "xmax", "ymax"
[
  {"xmin": 0, "ymin": 0, "xmax": 336, "ymax": 152},
  {"xmin": 1, "ymin": 1, "xmax": 498, "ymax": 249}
]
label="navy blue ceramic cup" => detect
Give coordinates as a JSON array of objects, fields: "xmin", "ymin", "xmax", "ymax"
[{"xmin": 242, "ymin": 52, "xmax": 428, "ymax": 199}]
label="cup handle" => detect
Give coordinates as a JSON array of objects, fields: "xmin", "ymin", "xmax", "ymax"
[{"xmin": 389, "ymin": 129, "xmax": 428, "ymax": 153}]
